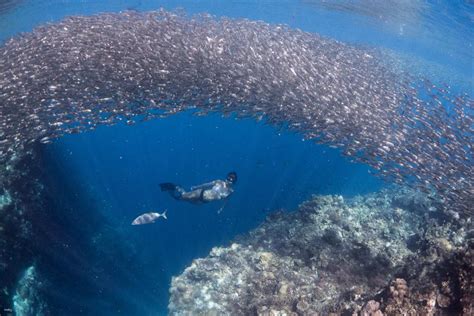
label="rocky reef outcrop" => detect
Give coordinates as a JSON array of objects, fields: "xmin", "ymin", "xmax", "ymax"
[
  {"xmin": 169, "ymin": 188, "xmax": 472, "ymax": 315},
  {"xmin": 12, "ymin": 265, "xmax": 47, "ymax": 316},
  {"xmin": 0, "ymin": 144, "xmax": 46, "ymax": 313}
]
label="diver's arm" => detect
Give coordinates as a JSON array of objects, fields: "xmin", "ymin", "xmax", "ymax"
[
  {"xmin": 217, "ymin": 186, "xmax": 233, "ymax": 214},
  {"xmin": 217, "ymin": 197, "xmax": 229, "ymax": 214},
  {"xmin": 191, "ymin": 180, "xmax": 217, "ymax": 191}
]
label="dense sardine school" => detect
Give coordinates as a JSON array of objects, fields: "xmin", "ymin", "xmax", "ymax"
[{"xmin": 0, "ymin": 10, "xmax": 472, "ymax": 214}]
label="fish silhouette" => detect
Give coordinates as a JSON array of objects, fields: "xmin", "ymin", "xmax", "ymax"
[{"xmin": 131, "ymin": 211, "xmax": 167, "ymax": 225}]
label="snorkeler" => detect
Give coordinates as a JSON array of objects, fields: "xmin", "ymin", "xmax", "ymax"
[{"xmin": 160, "ymin": 172, "xmax": 237, "ymax": 212}]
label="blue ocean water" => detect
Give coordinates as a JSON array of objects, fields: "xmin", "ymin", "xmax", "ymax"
[
  {"xmin": 1, "ymin": 0, "xmax": 472, "ymax": 315},
  {"xmin": 40, "ymin": 112, "xmax": 382, "ymax": 314}
]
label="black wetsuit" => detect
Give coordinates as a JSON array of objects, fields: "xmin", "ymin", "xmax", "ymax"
[{"xmin": 161, "ymin": 179, "xmax": 234, "ymax": 204}]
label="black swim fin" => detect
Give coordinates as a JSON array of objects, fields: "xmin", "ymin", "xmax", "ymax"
[{"xmin": 160, "ymin": 182, "xmax": 177, "ymax": 191}]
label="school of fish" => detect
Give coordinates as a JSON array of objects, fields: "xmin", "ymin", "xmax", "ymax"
[{"xmin": 0, "ymin": 10, "xmax": 472, "ymax": 215}]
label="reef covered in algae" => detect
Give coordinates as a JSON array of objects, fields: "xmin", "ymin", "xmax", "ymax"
[{"xmin": 169, "ymin": 188, "xmax": 473, "ymax": 315}]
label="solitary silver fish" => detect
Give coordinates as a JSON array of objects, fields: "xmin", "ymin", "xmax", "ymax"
[{"xmin": 131, "ymin": 210, "xmax": 167, "ymax": 225}]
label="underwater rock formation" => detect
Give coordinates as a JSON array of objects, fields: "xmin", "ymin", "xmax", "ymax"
[
  {"xmin": 12, "ymin": 265, "xmax": 47, "ymax": 316},
  {"xmin": 364, "ymin": 241, "xmax": 474, "ymax": 316},
  {"xmin": 169, "ymin": 188, "xmax": 472, "ymax": 315},
  {"xmin": 0, "ymin": 145, "xmax": 44, "ymax": 312},
  {"xmin": 0, "ymin": 10, "xmax": 471, "ymax": 214}
]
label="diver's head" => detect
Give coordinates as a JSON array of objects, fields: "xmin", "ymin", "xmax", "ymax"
[{"xmin": 226, "ymin": 171, "xmax": 237, "ymax": 184}]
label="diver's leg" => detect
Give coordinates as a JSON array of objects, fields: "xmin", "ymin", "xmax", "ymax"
[
  {"xmin": 160, "ymin": 183, "xmax": 177, "ymax": 191},
  {"xmin": 181, "ymin": 189, "xmax": 204, "ymax": 203},
  {"xmin": 172, "ymin": 186, "xmax": 186, "ymax": 200},
  {"xmin": 160, "ymin": 183, "xmax": 185, "ymax": 200}
]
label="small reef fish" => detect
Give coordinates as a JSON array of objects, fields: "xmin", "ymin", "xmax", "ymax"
[
  {"xmin": 0, "ymin": 10, "xmax": 471, "ymax": 215},
  {"xmin": 131, "ymin": 211, "xmax": 167, "ymax": 225}
]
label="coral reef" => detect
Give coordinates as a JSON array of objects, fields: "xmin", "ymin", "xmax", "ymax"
[
  {"xmin": 12, "ymin": 265, "xmax": 47, "ymax": 316},
  {"xmin": 369, "ymin": 239, "xmax": 474, "ymax": 315},
  {"xmin": 0, "ymin": 144, "xmax": 45, "ymax": 312},
  {"xmin": 169, "ymin": 188, "xmax": 472, "ymax": 315},
  {"xmin": 0, "ymin": 190, "xmax": 12, "ymax": 211}
]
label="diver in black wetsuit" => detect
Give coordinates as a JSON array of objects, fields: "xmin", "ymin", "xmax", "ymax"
[{"xmin": 160, "ymin": 172, "xmax": 237, "ymax": 212}]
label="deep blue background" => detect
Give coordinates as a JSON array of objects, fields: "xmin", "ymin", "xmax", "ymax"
[
  {"xmin": 42, "ymin": 112, "xmax": 382, "ymax": 314},
  {"xmin": 1, "ymin": 0, "xmax": 472, "ymax": 315}
]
